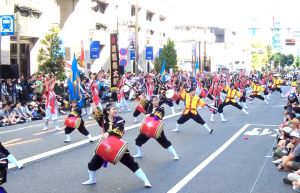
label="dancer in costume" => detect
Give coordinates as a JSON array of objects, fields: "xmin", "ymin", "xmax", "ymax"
[
  {"xmin": 173, "ymin": 87, "xmax": 214, "ymax": 134},
  {"xmin": 217, "ymin": 83, "xmax": 249, "ymax": 122},
  {"xmin": 0, "ymin": 142, "xmax": 23, "ymax": 169},
  {"xmin": 133, "ymin": 90, "xmax": 149, "ymax": 123},
  {"xmin": 82, "ymin": 104, "xmax": 151, "ymax": 187},
  {"xmin": 43, "ymin": 73, "xmax": 61, "ymax": 131},
  {"xmin": 133, "ymin": 96, "xmax": 179, "ymax": 160},
  {"xmin": 209, "ymin": 79, "xmax": 224, "ymax": 122},
  {"xmin": 116, "ymin": 77, "xmax": 131, "ymax": 112},
  {"xmin": 88, "ymin": 74, "xmax": 103, "ymax": 120},
  {"xmin": 64, "ymin": 100, "xmax": 94, "ymax": 142},
  {"xmin": 248, "ymin": 80, "xmax": 269, "ymax": 105},
  {"xmin": 270, "ymin": 74, "xmax": 285, "ymax": 97}
]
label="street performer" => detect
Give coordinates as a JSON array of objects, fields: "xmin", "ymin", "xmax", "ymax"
[
  {"xmin": 209, "ymin": 78, "xmax": 224, "ymax": 122},
  {"xmin": 64, "ymin": 100, "xmax": 94, "ymax": 142},
  {"xmin": 133, "ymin": 90, "xmax": 149, "ymax": 123},
  {"xmin": 43, "ymin": 73, "xmax": 61, "ymax": 131},
  {"xmin": 133, "ymin": 96, "xmax": 179, "ymax": 160},
  {"xmin": 248, "ymin": 80, "xmax": 269, "ymax": 105},
  {"xmin": 82, "ymin": 103, "xmax": 151, "ymax": 188},
  {"xmin": 88, "ymin": 74, "xmax": 103, "ymax": 120},
  {"xmin": 172, "ymin": 87, "xmax": 214, "ymax": 134},
  {"xmin": 217, "ymin": 83, "xmax": 249, "ymax": 122}
]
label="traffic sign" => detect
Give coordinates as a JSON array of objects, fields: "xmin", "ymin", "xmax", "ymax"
[
  {"xmin": 0, "ymin": 15, "xmax": 14, "ymax": 36},
  {"xmin": 119, "ymin": 48, "xmax": 128, "ymax": 56},
  {"xmin": 119, "ymin": 59, "xmax": 127, "ymax": 67}
]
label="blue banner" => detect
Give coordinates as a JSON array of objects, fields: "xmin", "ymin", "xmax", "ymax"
[
  {"xmin": 130, "ymin": 51, "xmax": 135, "ymax": 60},
  {"xmin": 159, "ymin": 48, "xmax": 162, "ymax": 57},
  {"xmin": 146, "ymin": 46, "xmax": 153, "ymax": 60},
  {"xmin": 90, "ymin": 41, "xmax": 100, "ymax": 59}
]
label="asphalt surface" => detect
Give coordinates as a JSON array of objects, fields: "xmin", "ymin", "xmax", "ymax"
[{"xmin": 2, "ymin": 87, "xmax": 296, "ymax": 193}]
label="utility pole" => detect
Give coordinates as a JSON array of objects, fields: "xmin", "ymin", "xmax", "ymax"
[
  {"xmin": 16, "ymin": 12, "xmax": 21, "ymax": 71},
  {"xmin": 135, "ymin": 0, "xmax": 138, "ymax": 74}
]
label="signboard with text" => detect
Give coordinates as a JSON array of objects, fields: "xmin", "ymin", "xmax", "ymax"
[
  {"xmin": 145, "ymin": 46, "xmax": 153, "ymax": 60},
  {"xmin": 110, "ymin": 33, "xmax": 120, "ymax": 89},
  {"xmin": 90, "ymin": 41, "xmax": 100, "ymax": 59}
]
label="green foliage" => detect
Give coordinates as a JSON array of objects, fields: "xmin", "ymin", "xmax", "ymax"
[
  {"xmin": 295, "ymin": 57, "xmax": 300, "ymax": 67},
  {"xmin": 270, "ymin": 53, "xmax": 296, "ymax": 68},
  {"xmin": 37, "ymin": 26, "xmax": 67, "ymax": 81},
  {"xmin": 154, "ymin": 38, "xmax": 177, "ymax": 73},
  {"xmin": 249, "ymin": 38, "xmax": 272, "ymax": 71}
]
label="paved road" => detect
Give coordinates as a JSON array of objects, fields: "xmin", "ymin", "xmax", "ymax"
[{"xmin": 2, "ymin": 87, "xmax": 295, "ymax": 193}]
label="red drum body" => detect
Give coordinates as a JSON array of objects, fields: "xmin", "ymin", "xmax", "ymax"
[
  {"xmin": 139, "ymin": 116, "xmax": 164, "ymax": 139},
  {"xmin": 64, "ymin": 116, "xmax": 82, "ymax": 129},
  {"xmin": 200, "ymin": 90, "xmax": 208, "ymax": 98},
  {"xmin": 166, "ymin": 89, "xmax": 180, "ymax": 101},
  {"xmin": 95, "ymin": 136, "xmax": 128, "ymax": 165},
  {"xmin": 136, "ymin": 103, "xmax": 146, "ymax": 114}
]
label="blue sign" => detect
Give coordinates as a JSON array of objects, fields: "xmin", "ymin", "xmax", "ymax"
[
  {"xmin": 90, "ymin": 41, "xmax": 100, "ymax": 59},
  {"xmin": 159, "ymin": 48, "xmax": 162, "ymax": 57},
  {"xmin": 119, "ymin": 59, "xmax": 127, "ymax": 66},
  {"xmin": 58, "ymin": 38, "xmax": 65, "ymax": 58},
  {"xmin": 146, "ymin": 46, "xmax": 153, "ymax": 60},
  {"xmin": 0, "ymin": 15, "xmax": 14, "ymax": 36},
  {"xmin": 130, "ymin": 51, "xmax": 135, "ymax": 60},
  {"xmin": 120, "ymin": 48, "xmax": 127, "ymax": 56}
]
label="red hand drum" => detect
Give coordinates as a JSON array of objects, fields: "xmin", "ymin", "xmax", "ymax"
[
  {"xmin": 64, "ymin": 116, "xmax": 82, "ymax": 129},
  {"xmin": 200, "ymin": 89, "xmax": 208, "ymax": 98},
  {"xmin": 166, "ymin": 89, "xmax": 180, "ymax": 101},
  {"xmin": 95, "ymin": 135, "xmax": 128, "ymax": 165},
  {"xmin": 139, "ymin": 116, "xmax": 164, "ymax": 139},
  {"xmin": 136, "ymin": 103, "xmax": 146, "ymax": 114}
]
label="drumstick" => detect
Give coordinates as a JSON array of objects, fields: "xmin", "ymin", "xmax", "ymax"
[{"xmin": 90, "ymin": 103, "xmax": 98, "ymax": 111}]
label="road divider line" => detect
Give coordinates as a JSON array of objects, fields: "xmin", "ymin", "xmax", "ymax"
[
  {"xmin": 4, "ymin": 138, "xmax": 43, "ymax": 148},
  {"xmin": 53, "ymin": 123, "xmax": 99, "ymax": 135},
  {"xmin": 2, "ymin": 138, "xmax": 22, "ymax": 145},
  {"xmin": 8, "ymin": 111, "xmax": 182, "ymax": 169},
  {"xmin": 167, "ymin": 124, "xmax": 250, "ymax": 193},
  {"xmin": 271, "ymin": 105, "xmax": 285, "ymax": 107}
]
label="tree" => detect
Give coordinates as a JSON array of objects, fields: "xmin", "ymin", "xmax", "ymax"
[
  {"xmin": 37, "ymin": 25, "xmax": 67, "ymax": 81},
  {"xmin": 295, "ymin": 56, "xmax": 300, "ymax": 68},
  {"xmin": 248, "ymin": 38, "xmax": 270, "ymax": 71},
  {"xmin": 154, "ymin": 38, "xmax": 177, "ymax": 73}
]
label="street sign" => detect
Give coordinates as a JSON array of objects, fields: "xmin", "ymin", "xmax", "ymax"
[
  {"xmin": 119, "ymin": 59, "xmax": 127, "ymax": 67},
  {"xmin": 0, "ymin": 15, "xmax": 14, "ymax": 36},
  {"xmin": 119, "ymin": 48, "xmax": 128, "ymax": 56},
  {"xmin": 130, "ymin": 51, "xmax": 135, "ymax": 60},
  {"xmin": 145, "ymin": 46, "xmax": 153, "ymax": 60}
]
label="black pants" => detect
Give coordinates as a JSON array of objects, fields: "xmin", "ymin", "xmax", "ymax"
[
  {"xmin": 133, "ymin": 109, "xmax": 141, "ymax": 118},
  {"xmin": 0, "ymin": 142, "xmax": 10, "ymax": 156},
  {"xmin": 239, "ymin": 91, "xmax": 246, "ymax": 103},
  {"xmin": 159, "ymin": 98, "xmax": 173, "ymax": 107},
  {"xmin": 270, "ymin": 87, "xmax": 282, "ymax": 94},
  {"xmin": 200, "ymin": 93, "xmax": 214, "ymax": 101},
  {"xmin": 88, "ymin": 149, "xmax": 139, "ymax": 172},
  {"xmin": 64, "ymin": 121, "xmax": 89, "ymax": 136},
  {"xmin": 177, "ymin": 112, "xmax": 205, "ymax": 125},
  {"xmin": 135, "ymin": 130, "xmax": 171, "ymax": 149},
  {"xmin": 249, "ymin": 94, "xmax": 265, "ymax": 101},
  {"xmin": 218, "ymin": 100, "xmax": 243, "ymax": 113},
  {"xmin": 213, "ymin": 99, "xmax": 222, "ymax": 114},
  {"xmin": 175, "ymin": 99, "xmax": 180, "ymax": 105}
]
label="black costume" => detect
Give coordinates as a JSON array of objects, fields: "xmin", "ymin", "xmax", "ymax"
[
  {"xmin": 135, "ymin": 105, "xmax": 171, "ymax": 148},
  {"xmin": 133, "ymin": 98, "xmax": 149, "ymax": 118},
  {"xmin": 88, "ymin": 108, "xmax": 139, "ymax": 172},
  {"xmin": 65, "ymin": 107, "xmax": 90, "ymax": 136}
]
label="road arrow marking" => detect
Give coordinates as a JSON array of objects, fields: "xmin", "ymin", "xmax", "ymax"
[
  {"xmin": 270, "ymin": 129, "xmax": 279, "ymax": 137},
  {"xmin": 260, "ymin": 128, "xmax": 272, "ymax": 136},
  {"xmin": 244, "ymin": 128, "xmax": 261, "ymax": 136}
]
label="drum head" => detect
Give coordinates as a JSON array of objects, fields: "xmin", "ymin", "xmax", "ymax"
[
  {"xmin": 124, "ymin": 85, "xmax": 130, "ymax": 92},
  {"xmin": 166, "ymin": 90, "xmax": 174, "ymax": 99}
]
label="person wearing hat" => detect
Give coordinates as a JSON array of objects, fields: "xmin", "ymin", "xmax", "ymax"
[
  {"xmin": 217, "ymin": 83, "xmax": 249, "ymax": 122},
  {"xmin": 290, "ymin": 118, "xmax": 300, "ymax": 132},
  {"xmin": 287, "ymin": 91, "xmax": 299, "ymax": 106},
  {"xmin": 278, "ymin": 132, "xmax": 300, "ymax": 172},
  {"xmin": 248, "ymin": 80, "xmax": 269, "ymax": 105},
  {"xmin": 64, "ymin": 99, "xmax": 93, "ymax": 142},
  {"xmin": 172, "ymin": 87, "xmax": 213, "ymax": 134},
  {"xmin": 270, "ymin": 74, "xmax": 285, "ymax": 97}
]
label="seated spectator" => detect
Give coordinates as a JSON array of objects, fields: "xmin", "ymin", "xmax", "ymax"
[
  {"xmin": 281, "ymin": 112, "xmax": 296, "ymax": 128},
  {"xmin": 21, "ymin": 101, "xmax": 32, "ymax": 117},
  {"xmin": 278, "ymin": 132, "xmax": 300, "ymax": 172},
  {"xmin": 101, "ymin": 88, "xmax": 111, "ymax": 103},
  {"xmin": 290, "ymin": 118, "xmax": 300, "ymax": 133},
  {"xmin": 0, "ymin": 104, "xmax": 16, "ymax": 125},
  {"xmin": 28, "ymin": 102, "xmax": 43, "ymax": 120},
  {"xmin": 293, "ymin": 107, "xmax": 300, "ymax": 117},
  {"xmin": 274, "ymin": 127, "xmax": 291, "ymax": 159},
  {"xmin": 37, "ymin": 97, "xmax": 46, "ymax": 117},
  {"xmin": 14, "ymin": 101, "xmax": 31, "ymax": 122}
]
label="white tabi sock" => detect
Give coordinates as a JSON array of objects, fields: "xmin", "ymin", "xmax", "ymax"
[
  {"xmin": 135, "ymin": 168, "xmax": 151, "ymax": 188},
  {"xmin": 133, "ymin": 146, "xmax": 143, "ymax": 158},
  {"xmin": 82, "ymin": 170, "xmax": 96, "ymax": 185},
  {"xmin": 167, "ymin": 146, "xmax": 179, "ymax": 160}
]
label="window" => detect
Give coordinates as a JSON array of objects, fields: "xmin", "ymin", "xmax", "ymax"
[
  {"xmin": 32, "ymin": 12, "xmax": 41, "ymax": 19},
  {"xmin": 131, "ymin": 6, "xmax": 135, "ymax": 16},
  {"xmin": 146, "ymin": 11, "xmax": 154, "ymax": 21},
  {"xmin": 150, "ymin": 30, "xmax": 154, "ymax": 35},
  {"xmin": 159, "ymin": 16, "xmax": 166, "ymax": 22},
  {"xmin": 96, "ymin": 24, "xmax": 107, "ymax": 31},
  {"xmin": 92, "ymin": 1, "xmax": 108, "ymax": 14},
  {"xmin": 20, "ymin": 9, "xmax": 29, "ymax": 17}
]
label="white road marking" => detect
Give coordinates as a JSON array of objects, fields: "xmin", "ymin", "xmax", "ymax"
[
  {"xmin": 8, "ymin": 111, "xmax": 182, "ymax": 169},
  {"xmin": 259, "ymin": 129, "xmax": 272, "ymax": 136},
  {"xmin": 244, "ymin": 128, "xmax": 261, "ymax": 136},
  {"xmin": 167, "ymin": 124, "xmax": 250, "ymax": 193},
  {"xmin": 272, "ymin": 105, "xmax": 285, "ymax": 107},
  {"xmin": 0, "ymin": 119, "xmax": 65, "ymax": 134}
]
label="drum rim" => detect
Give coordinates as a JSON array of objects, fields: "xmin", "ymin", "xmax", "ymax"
[
  {"xmin": 74, "ymin": 118, "xmax": 82, "ymax": 129},
  {"xmin": 113, "ymin": 142, "xmax": 128, "ymax": 165},
  {"xmin": 94, "ymin": 137, "xmax": 128, "ymax": 165},
  {"xmin": 154, "ymin": 121, "xmax": 164, "ymax": 139},
  {"xmin": 139, "ymin": 117, "xmax": 147, "ymax": 133},
  {"xmin": 166, "ymin": 89, "xmax": 175, "ymax": 99}
]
